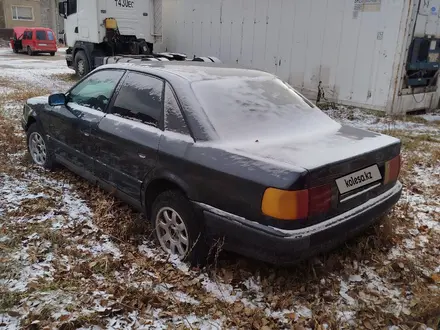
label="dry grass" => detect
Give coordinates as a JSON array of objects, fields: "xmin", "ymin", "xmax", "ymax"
[
  {"xmin": 0, "ymin": 84, "xmax": 439, "ymax": 329},
  {"xmin": 0, "ymin": 290, "xmax": 23, "ymax": 313},
  {"xmin": 51, "ymin": 73, "xmax": 79, "ymax": 83},
  {"xmin": 0, "ymin": 88, "xmax": 50, "ymax": 103}
]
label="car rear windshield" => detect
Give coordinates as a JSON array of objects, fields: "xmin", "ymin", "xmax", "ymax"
[
  {"xmin": 191, "ymin": 77, "xmax": 338, "ymax": 141},
  {"xmin": 36, "ymin": 30, "xmax": 47, "ymax": 40},
  {"xmin": 47, "ymin": 31, "xmax": 54, "ymax": 41}
]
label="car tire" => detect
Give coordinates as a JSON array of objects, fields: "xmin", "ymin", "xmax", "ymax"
[
  {"xmin": 50, "ymin": 52, "xmax": 55, "ymax": 56},
  {"xmin": 74, "ymin": 50, "xmax": 90, "ymax": 77},
  {"xmin": 27, "ymin": 46, "xmax": 34, "ymax": 56},
  {"xmin": 151, "ymin": 190, "xmax": 208, "ymax": 266},
  {"xmin": 26, "ymin": 123, "xmax": 55, "ymax": 170}
]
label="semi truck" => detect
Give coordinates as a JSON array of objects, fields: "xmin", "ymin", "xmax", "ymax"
[{"xmin": 58, "ymin": 0, "xmax": 219, "ymax": 76}]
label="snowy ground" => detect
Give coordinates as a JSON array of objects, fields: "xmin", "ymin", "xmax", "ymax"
[{"xmin": 0, "ymin": 47, "xmax": 439, "ymax": 329}]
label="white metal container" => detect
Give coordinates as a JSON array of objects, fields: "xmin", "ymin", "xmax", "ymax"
[{"xmin": 159, "ymin": 0, "xmax": 440, "ymax": 114}]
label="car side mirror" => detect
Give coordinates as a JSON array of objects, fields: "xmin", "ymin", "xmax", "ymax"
[{"xmin": 48, "ymin": 93, "xmax": 66, "ymax": 106}]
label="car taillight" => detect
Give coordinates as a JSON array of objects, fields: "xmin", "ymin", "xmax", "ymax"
[
  {"xmin": 384, "ymin": 154, "xmax": 401, "ymax": 184},
  {"xmin": 308, "ymin": 184, "xmax": 332, "ymax": 217},
  {"xmin": 261, "ymin": 184, "xmax": 332, "ymax": 220}
]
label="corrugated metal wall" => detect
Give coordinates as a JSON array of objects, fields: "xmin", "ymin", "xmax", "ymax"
[{"xmin": 161, "ymin": 0, "xmax": 408, "ymax": 111}]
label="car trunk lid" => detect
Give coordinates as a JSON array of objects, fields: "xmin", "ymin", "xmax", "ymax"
[{"xmin": 230, "ymin": 125, "xmax": 401, "ymax": 224}]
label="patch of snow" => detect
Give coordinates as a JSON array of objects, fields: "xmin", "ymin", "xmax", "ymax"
[
  {"xmin": 296, "ymin": 305, "xmax": 312, "ymax": 318},
  {"xmin": 325, "ymin": 107, "xmax": 440, "ymax": 135},
  {"xmin": 419, "ymin": 113, "xmax": 440, "ymax": 122},
  {"xmin": 201, "ymin": 277, "xmax": 241, "ymax": 304},
  {"xmin": 172, "ymin": 291, "xmax": 200, "ymax": 305},
  {"xmin": 349, "ymin": 275, "xmax": 363, "ymax": 282},
  {"xmin": 403, "ymin": 238, "xmax": 416, "ymax": 250},
  {"xmin": 76, "ymin": 240, "xmax": 122, "ymax": 259},
  {"xmin": 337, "ymin": 310, "xmax": 356, "ymax": 325},
  {"xmin": 0, "ymin": 244, "xmax": 55, "ymax": 292},
  {"xmin": 339, "ymin": 280, "xmax": 357, "ymax": 306},
  {"xmin": 0, "ymin": 314, "xmax": 20, "ymax": 330}
]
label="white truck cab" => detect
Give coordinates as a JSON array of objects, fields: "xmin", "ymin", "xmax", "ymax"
[
  {"xmin": 59, "ymin": 0, "xmax": 220, "ymax": 76},
  {"xmin": 59, "ymin": 0, "xmax": 155, "ymax": 76}
]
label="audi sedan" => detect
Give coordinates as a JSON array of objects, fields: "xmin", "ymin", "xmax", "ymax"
[{"xmin": 22, "ymin": 62, "xmax": 402, "ymax": 265}]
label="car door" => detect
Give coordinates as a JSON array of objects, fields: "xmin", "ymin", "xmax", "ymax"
[
  {"xmin": 21, "ymin": 31, "xmax": 29, "ymax": 49},
  {"xmin": 41, "ymin": 69, "xmax": 125, "ymax": 177},
  {"xmin": 92, "ymin": 71, "xmax": 164, "ymax": 201}
]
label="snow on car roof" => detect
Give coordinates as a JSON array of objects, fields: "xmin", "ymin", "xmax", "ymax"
[{"xmin": 101, "ymin": 61, "xmax": 275, "ymax": 83}]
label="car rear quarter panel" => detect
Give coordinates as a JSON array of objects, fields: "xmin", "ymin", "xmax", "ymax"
[{"xmin": 156, "ymin": 134, "xmax": 307, "ymax": 222}]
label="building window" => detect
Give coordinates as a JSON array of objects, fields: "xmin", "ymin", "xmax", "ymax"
[{"xmin": 12, "ymin": 6, "xmax": 34, "ymax": 21}]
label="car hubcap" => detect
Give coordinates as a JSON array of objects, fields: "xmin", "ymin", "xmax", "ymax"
[
  {"xmin": 77, "ymin": 60, "xmax": 85, "ymax": 75},
  {"xmin": 156, "ymin": 207, "xmax": 189, "ymax": 258},
  {"xmin": 29, "ymin": 132, "xmax": 47, "ymax": 166}
]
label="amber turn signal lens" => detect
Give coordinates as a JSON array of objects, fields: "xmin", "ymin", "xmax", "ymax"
[
  {"xmin": 261, "ymin": 188, "xmax": 309, "ymax": 220},
  {"xmin": 384, "ymin": 154, "xmax": 401, "ymax": 184}
]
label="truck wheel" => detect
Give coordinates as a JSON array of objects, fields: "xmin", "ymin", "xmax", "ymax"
[
  {"xmin": 74, "ymin": 50, "xmax": 90, "ymax": 77},
  {"xmin": 50, "ymin": 52, "xmax": 55, "ymax": 56},
  {"xmin": 27, "ymin": 46, "xmax": 34, "ymax": 56},
  {"xmin": 151, "ymin": 190, "xmax": 209, "ymax": 266}
]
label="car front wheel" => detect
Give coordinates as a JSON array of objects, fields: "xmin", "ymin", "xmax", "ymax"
[
  {"xmin": 27, "ymin": 123, "xmax": 55, "ymax": 170},
  {"xmin": 27, "ymin": 46, "xmax": 34, "ymax": 56},
  {"xmin": 152, "ymin": 190, "xmax": 208, "ymax": 266}
]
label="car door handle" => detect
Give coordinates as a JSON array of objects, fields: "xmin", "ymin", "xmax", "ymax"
[{"xmin": 138, "ymin": 153, "xmax": 146, "ymax": 159}]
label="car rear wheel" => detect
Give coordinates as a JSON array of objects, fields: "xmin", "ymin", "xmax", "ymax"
[
  {"xmin": 152, "ymin": 190, "xmax": 208, "ymax": 266},
  {"xmin": 27, "ymin": 123, "xmax": 55, "ymax": 170},
  {"xmin": 74, "ymin": 50, "xmax": 89, "ymax": 77},
  {"xmin": 50, "ymin": 52, "xmax": 55, "ymax": 56},
  {"xmin": 27, "ymin": 46, "xmax": 34, "ymax": 56}
]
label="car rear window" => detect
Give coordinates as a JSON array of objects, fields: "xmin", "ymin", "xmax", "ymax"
[
  {"xmin": 36, "ymin": 30, "xmax": 47, "ymax": 40},
  {"xmin": 47, "ymin": 31, "xmax": 54, "ymax": 41},
  {"xmin": 191, "ymin": 77, "xmax": 339, "ymax": 141}
]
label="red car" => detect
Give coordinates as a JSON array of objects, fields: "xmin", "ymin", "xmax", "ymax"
[{"xmin": 10, "ymin": 27, "xmax": 57, "ymax": 56}]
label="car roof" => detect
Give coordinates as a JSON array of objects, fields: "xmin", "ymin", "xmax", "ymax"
[
  {"xmin": 100, "ymin": 61, "xmax": 275, "ymax": 83},
  {"xmin": 94, "ymin": 62, "xmax": 278, "ymax": 142},
  {"xmin": 24, "ymin": 27, "xmax": 53, "ymax": 31}
]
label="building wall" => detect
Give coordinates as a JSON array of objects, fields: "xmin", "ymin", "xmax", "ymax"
[
  {"xmin": 0, "ymin": 1, "xmax": 6, "ymax": 28},
  {"xmin": 161, "ymin": 0, "xmax": 409, "ymax": 112},
  {"xmin": 0, "ymin": 0, "xmax": 63, "ymax": 39},
  {"xmin": 2, "ymin": 0, "xmax": 41, "ymax": 28},
  {"xmin": 40, "ymin": 0, "xmax": 51, "ymax": 28}
]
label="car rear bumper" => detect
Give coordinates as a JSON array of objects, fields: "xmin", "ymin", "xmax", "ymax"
[
  {"xmin": 33, "ymin": 48, "xmax": 57, "ymax": 52},
  {"xmin": 197, "ymin": 181, "xmax": 402, "ymax": 265}
]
